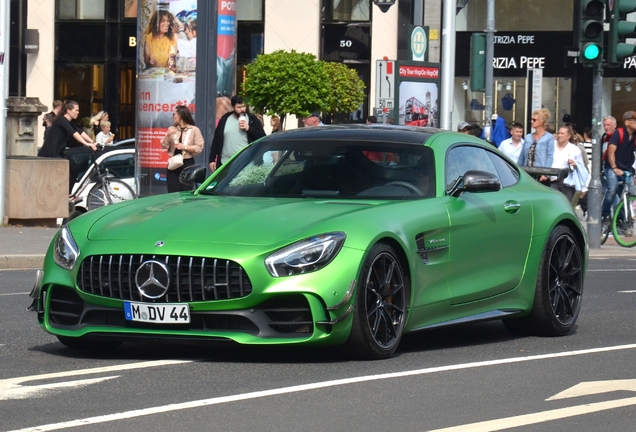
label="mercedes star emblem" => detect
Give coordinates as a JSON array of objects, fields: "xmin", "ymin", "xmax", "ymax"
[{"xmin": 135, "ymin": 260, "xmax": 171, "ymax": 299}]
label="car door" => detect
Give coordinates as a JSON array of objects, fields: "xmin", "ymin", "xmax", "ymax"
[{"xmin": 442, "ymin": 144, "xmax": 533, "ymax": 304}]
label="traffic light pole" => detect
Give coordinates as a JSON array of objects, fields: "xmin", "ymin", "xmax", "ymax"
[
  {"xmin": 483, "ymin": 0, "xmax": 495, "ymax": 142},
  {"xmin": 587, "ymin": 63, "xmax": 603, "ymax": 249}
]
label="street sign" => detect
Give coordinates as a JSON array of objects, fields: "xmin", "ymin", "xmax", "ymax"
[
  {"xmin": 375, "ymin": 59, "xmax": 395, "ymax": 111},
  {"xmin": 411, "ymin": 26, "xmax": 427, "ymax": 61}
]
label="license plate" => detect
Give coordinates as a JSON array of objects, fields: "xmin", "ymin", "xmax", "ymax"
[{"xmin": 124, "ymin": 302, "xmax": 190, "ymax": 324}]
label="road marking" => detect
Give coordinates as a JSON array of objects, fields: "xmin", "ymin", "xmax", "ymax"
[
  {"xmin": 9, "ymin": 343, "xmax": 636, "ymax": 432},
  {"xmin": 427, "ymin": 397, "xmax": 636, "ymax": 431},
  {"xmin": 0, "ymin": 292, "xmax": 29, "ymax": 296},
  {"xmin": 547, "ymin": 379, "xmax": 636, "ymax": 400},
  {"xmin": 1, "ymin": 377, "xmax": 120, "ymax": 400},
  {"xmin": 618, "ymin": 290, "xmax": 636, "ymax": 293},
  {"xmin": 587, "ymin": 269, "xmax": 636, "ymax": 272},
  {"xmin": 0, "ymin": 360, "xmax": 191, "ymax": 402}
]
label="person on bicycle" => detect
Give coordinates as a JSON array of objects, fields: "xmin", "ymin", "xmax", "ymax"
[
  {"xmin": 602, "ymin": 110, "xmax": 636, "ymax": 225},
  {"xmin": 38, "ymin": 100, "xmax": 97, "ymax": 193}
]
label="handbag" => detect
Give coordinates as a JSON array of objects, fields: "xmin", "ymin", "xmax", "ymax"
[{"xmin": 167, "ymin": 152, "xmax": 184, "ymax": 170}]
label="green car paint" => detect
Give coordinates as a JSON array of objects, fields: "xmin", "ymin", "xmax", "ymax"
[{"xmin": 30, "ymin": 125, "xmax": 588, "ymax": 359}]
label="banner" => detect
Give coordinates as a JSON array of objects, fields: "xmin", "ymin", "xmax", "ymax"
[
  {"xmin": 217, "ymin": 0, "xmax": 237, "ymax": 97},
  {"xmin": 136, "ymin": 0, "xmax": 198, "ymax": 197}
]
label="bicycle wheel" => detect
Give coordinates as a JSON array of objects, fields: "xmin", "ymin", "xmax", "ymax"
[
  {"xmin": 87, "ymin": 179, "xmax": 136, "ymax": 211},
  {"xmin": 600, "ymin": 222, "xmax": 610, "ymax": 245},
  {"xmin": 612, "ymin": 195, "xmax": 636, "ymax": 247}
]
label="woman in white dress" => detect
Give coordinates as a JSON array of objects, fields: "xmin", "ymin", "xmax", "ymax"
[{"xmin": 551, "ymin": 125, "xmax": 588, "ymax": 204}]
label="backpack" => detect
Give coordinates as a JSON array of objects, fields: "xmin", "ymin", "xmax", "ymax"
[{"xmin": 602, "ymin": 128, "xmax": 625, "ymax": 162}]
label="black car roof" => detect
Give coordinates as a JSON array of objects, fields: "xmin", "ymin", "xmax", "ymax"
[{"xmin": 262, "ymin": 124, "xmax": 442, "ymax": 145}]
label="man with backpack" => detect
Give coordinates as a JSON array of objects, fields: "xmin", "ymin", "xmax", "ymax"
[{"xmin": 602, "ymin": 111, "xmax": 636, "ymax": 224}]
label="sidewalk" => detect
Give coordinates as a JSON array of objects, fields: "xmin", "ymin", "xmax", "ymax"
[{"xmin": 1, "ymin": 222, "xmax": 635, "ymax": 270}]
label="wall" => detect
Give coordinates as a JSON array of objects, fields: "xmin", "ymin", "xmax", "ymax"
[{"xmin": 26, "ymin": 0, "xmax": 55, "ymax": 149}]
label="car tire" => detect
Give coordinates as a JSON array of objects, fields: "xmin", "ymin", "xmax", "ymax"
[
  {"xmin": 56, "ymin": 336, "xmax": 123, "ymax": 350},
  {"xmin": 62, "ymin": 209, "xmax": 85, "ymax": 224},
  {"xmin": 503, "ymin": 225, "xmax": 584, "ymax": 336},
  {"xmin": 346, "ymin": 243, "xmax": 409, "ymax": 360}
]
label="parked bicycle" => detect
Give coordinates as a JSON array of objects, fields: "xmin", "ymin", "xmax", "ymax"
[
  {"xmin": 601, "ymin": 171, "xmax": 635, "ymax": 247},
  {"xmin": 66, "ymin": 144, "xmax": 137, "ymax": 222}
]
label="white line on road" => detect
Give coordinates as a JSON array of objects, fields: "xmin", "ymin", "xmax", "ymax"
[
  {"xmin": 0, "ymin": 360, "xmax": 192, "ymax": 403},
  {"xmin": 427, "ymin": 396, "xmax": 636, "ymax": 432},
  {"xmin": 587, "ymin": 269, "xmax": 636, "ymax": 272},
  {"xmin": 0, "ymin": 292, "xmax": 29, "ymax": 296},
  {"xmin": 9, "ymin": 343, "xmax": 636, "ymax": 432}
]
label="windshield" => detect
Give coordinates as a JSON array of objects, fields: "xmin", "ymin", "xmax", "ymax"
[{"xmin": 201, "ymin": 138, "xmax": 436, "ymax": 199}]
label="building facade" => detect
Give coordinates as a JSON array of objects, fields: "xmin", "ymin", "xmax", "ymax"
[{"xmin": 11, "ymin": 0, "xmax": 636, "ymax": 147}]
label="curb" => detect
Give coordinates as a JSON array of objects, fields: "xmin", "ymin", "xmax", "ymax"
[{"xmin": 0, "ymin": 255, "xmax": 44, "ymax": 270}]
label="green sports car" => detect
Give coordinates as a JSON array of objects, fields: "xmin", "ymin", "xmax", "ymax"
[{"xmin": 29, "ymin": 125, "xmax": 588, "ymax": 359}]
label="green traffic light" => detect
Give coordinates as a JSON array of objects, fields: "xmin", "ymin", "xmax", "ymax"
[{"xmin": 583, "ymin": 43, "xmax": 601, "ymax": 60}]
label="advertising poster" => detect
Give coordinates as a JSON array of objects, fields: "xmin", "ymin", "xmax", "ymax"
[
  {"xmin": 396, "ymin": 63, "xmax": 440, "ymax": 128},
  {"xmin": 136, "ymin": 0, "xmax": 198, "ymax": 197},
  {"xmin": 217, "ymin": 0, "xmax": 237, "ymax": 97}
]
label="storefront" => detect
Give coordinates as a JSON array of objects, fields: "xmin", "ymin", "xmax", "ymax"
[
  {"xmin": 55, "ymin": 0, "xmax": 137, "ymax": 139},
  {"xmin": 455, "ymin": 31, "xmax": 577, "ymax": 133}
]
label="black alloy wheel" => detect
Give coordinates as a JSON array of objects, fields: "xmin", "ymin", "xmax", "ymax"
[
  {"xmin": 504, "ymin": 225, "xmax": 584, "ymax": 336},
  {"xmin": 347, "ymin": 243, "xmax": 409, "ymax": 359}
]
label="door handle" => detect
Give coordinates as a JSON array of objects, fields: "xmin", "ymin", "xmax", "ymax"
[{"xmin": 504, "ymin": 200, "xmax": 521, "ymax": 214}]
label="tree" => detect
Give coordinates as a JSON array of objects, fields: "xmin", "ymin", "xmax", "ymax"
[
  {"xmin": 243, "ymin": 50, "xmax": 331, "ymax": 124},
  {"xmin": 321, "ymin": 61, "xmax": 366, "ymax": 118}
]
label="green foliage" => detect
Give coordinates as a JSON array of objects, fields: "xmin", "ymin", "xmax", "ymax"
[
  {"xmin": 243, "ymin": 50, "xmax": 331, "ymax": 118},
  {"xmin": 322, "ymin": 62, "xmax": 366, "ymax": 116}
]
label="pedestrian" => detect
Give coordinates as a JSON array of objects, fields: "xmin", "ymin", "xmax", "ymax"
[
  {"xmin": 498, "ymin": 122, "xmax": 524, "ymax": 164},
  {"xmin": 42, "ymin": 100, "xmax": 63, "ymax": 140},
  {"xmin": 468, "ymin": 124, "xmax": 483, "ymax": 139},
  {"xmin": 95, "ymin": 120, "xmax": 115, "ymax": 145},
  {"xmin": 601, "ymin": 115, "xmax": 617, "ymax": 164},
  {"xmin": 302, "ymin": 113, "xmax": 323, "ymax": 127},
  {"xmin": 270, "ymin": 115, "xmax": 282, "ymax": 133},
  {"xmin": 366, "ymin": 115, "xmax": 377, "ymax": 124},
  {"xmin": 457, "ymin": 121, "xmax": 471, "ymax": 134},
  {"xmin": 161, "ymin": 105, "xmax": 204, "ymax": 193},
  {"xmin": 90, "ymin": 111, "xmax": 109, "ymax": 139},
  {"xmin": 518, "ymin": 108, "xmax": 554, "ymax": 183},
  {"xmin": 208, "ymin": 95, "xmax": 266, "ymax": 172},
  {"xmin": 551, "ymin": 126, "xmax": 588, "ymax": 204},
  {"xmin": 602, "ymin": 111, "xmax": 636, "ymax": 224},
  {"xmin": 38, "ymin": 100, "xmax": 97, "ymax": 193}
]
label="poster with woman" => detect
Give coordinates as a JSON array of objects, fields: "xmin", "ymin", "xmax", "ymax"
[{"xmin": 136, "ymin": 0, "xmax": 198, "ymax": 196}]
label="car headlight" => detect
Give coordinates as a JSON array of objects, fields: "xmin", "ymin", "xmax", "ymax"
[
  {"xmin": 265, "ymin": 232, "xmax": 346, "ymax": 277},
  {"xmin": 53, "ymin": 226, "xmax": 80, "ymax": 271}
]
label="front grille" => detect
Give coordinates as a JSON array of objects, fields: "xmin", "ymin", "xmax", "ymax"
[{"xmin": 77, "ymin": 255, "xmax": 252, "ymax": 303}]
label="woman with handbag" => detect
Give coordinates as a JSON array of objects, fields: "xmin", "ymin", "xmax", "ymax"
[{"xmin": 161, "ymin": 105, "xmax": 204, "ymax": 193}]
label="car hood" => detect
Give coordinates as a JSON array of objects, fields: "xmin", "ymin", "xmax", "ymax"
[{"xmin": 86, "ymin": 194, "xmax": 381, "ymax": 246}]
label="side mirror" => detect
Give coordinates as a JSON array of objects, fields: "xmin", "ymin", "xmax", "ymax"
[
  {"xmin": 179, "ymin": 164, "xmax": 207, "ymax": 185},
  {"xmin": 449, "ymin": 170, "xmax": 501, "ymax": 197}
]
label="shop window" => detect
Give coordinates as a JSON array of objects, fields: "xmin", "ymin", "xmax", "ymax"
[
  {"xmin": 237, "ymin": 0, "xmax": 263, "ymax": 21},
  {"xmin": 56, "ymin": 64, "xmax": 104, "ymax": 131},
  {"xmin": 57, "ymin": 0, "xmax": 105, "ymax": 20},
  {"xmin": 323, "ymin": 0, "xmax": 371, "ymax": 22},
  {"xmin": 459, "ymin": 0, "xmax": 574, "ymax": 32}
]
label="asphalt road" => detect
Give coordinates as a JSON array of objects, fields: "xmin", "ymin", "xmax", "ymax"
[{"xmin": 1, "ymin": 257, "xmax": 636, "ymax": 432}]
